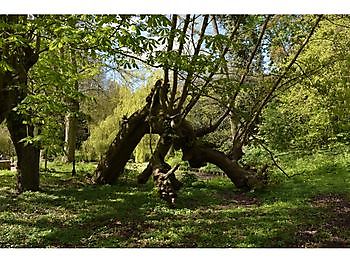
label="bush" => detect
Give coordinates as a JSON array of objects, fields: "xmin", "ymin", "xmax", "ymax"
[
  {"xmin": 0, "ymin": 124, "xmax": 15, "ymax": 158},
  {"xmin": 241, "ymin": 145, "xmax": 271, "ymax": 167}
]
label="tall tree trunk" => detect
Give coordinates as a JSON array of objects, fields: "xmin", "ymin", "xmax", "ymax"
[
  {"xmin": 0, "ymin": 15, "xmax": 41, "ymax": 192},
  {"xmin": 64, "ymin": 50, "xmax": 79, "ymax": 164},
  {"xmin": 43, "ymin": 148, "xmax": 48, "ymax": 171},
  {"xmin": 7, "ymin": 112, "xmax": 40, "ymax": 192},
  {"xmin": 94, "ymin": 106, "xmax": 149, "ymax": 184},
  {"xmin": 64, "ymin": 111, "xmax": 78, "ymax": 162}
]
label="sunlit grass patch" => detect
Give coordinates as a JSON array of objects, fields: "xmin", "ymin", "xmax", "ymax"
[{"xmin": 0, "ymin": 150, "xmax": 350, "ymax": 247}]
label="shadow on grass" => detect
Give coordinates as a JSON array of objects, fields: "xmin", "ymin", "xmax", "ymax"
[{"xmin": 0, "ymin": 156, "xmax": 349, "ymax": 247}]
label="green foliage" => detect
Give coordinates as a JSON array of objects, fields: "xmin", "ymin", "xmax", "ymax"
[
  {"xmin": 241, "ymin": 145, "xmax": 271, "ymax": 167},
  {"xmin": 260, "ymin": 88, "xmax": 333, "ymax": 151},
  {"xmin": 82, "ymin": 75, "xmax": 160, "ymax": 161},
  {"xmin": 1, "ymin": 15, "xmax": 169, "ymax": 162},
  {"xmin": 134, "ymin": 134, "xmax": 159, "ymax": 163},
  {"xmin": 0, "ymin": 124, "xmax": 15, "ymax": 157},
  {"xmin": 260, "ymin": 16, "xmax": 350, "ymax": 151}
]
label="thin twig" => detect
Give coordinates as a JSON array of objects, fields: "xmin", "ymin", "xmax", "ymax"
[{"xmin": 253, "ymin": 135, "xmax": 305, "ymax": 178}]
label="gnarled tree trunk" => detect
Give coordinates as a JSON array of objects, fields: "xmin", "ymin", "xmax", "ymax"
[
  {"xmin": 137, "ymin": 136, "xmax": 172, "ymax": 184},
  {"xmin": 181, "ymin": 142, "xmax": 260, "ymax": 190},
  {"xmin": 140, "ymin": 134, "xmax": 182, "ymax": 206},
  {"xmin": 93, "ymin": 105, "xmax": 150, "ymax": 184},
  {"xmin": 94, "ymin": 82, "xmax": 163, "ymax": 184}
]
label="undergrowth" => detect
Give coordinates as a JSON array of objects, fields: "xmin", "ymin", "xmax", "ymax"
[{"xmin": 0, "ymin": 149, "xmax": 349, "ymax": 248}]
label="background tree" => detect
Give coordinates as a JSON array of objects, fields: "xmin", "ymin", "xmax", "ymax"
[
  {"xmin": 260, "ymin": 16, "xmax": 350, "ymax": 152},
  {"xmin": 0, "ymin": 15, "xmax": 43, "ymax": 191},
  {"xmin": 0, "ymin": 14, "xmax": 160, "ymax": 192}
]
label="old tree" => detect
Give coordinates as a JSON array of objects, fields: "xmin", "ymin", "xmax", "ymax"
[
  {"xmin": 93, "ymin": 15, "xmax": 323, "ymax": 205},
  {"xmin": 1, "ymin": 15, "xmax": 326, "ymax": 205}
]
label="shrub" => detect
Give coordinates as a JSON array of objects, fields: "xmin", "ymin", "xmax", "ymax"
[{"xmin": 0, "ymin": 124, "xmax": 15, "ymax": 158}]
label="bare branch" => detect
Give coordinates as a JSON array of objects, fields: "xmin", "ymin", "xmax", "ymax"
[
  {"xmin": 252, "ymin": 135, "xmax": 305, "ymax": 178},
  {"xmin": 168, "ymin": 15, "xmax": 191, "ymax": 112},
  {"xmin": 180, "ymin": 16, "xmax": 243, "ymax": 120},
  {"xmin": 176, "ymin": 15, "xmax": 210, "ymax": 111},
  {"xmin": 164, "ymin": 163, "xmax": 180, "ymax": 177},
  {"xmin": 195, "ymin": 108, "xmax": 230, "ymax": 137},
  {"xmin": 164, "ymin": 15, "xmax": 178, "ymax": 87},
  {"xmin": 239, "ymin": 15, "xmax": 272, "ymax": 85},
  {"xmin": 239, "ymin": 15, "xmax": 323, "ymax": 145}
]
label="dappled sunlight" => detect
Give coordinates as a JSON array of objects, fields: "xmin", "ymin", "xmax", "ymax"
[{"xmin": 1, "ymin": 157, "xmax": 350, "ymax": 247}]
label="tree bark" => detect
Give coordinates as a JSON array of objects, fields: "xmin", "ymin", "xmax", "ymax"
[
  {"xmin": 181, "ymin": 142, "xmax": 260, "ymax": 190},
  {"xmin": 64, "ymin": 50, "xmax": 80, "ymax": 164},
  {"xmin": 143, "ymin": 135, "xmax": 182, "ymax": 206},
  {"xmin": 137, "ymin": 136, "xmax": 172, "ymax": 184},
  {"xmin": 94, "ymin": 82, "xmax": 162, "ymax": 184},
  {"xmin": 64, "ymin": 111, "xmax": 78, "ymax": 162},
  {"xmin": 93, "ymin": 106, "xmax": 150, "ymax": 184},
  {"xmin": 1, "ymin": 17, "xmax": 40, "ymax": 192},
  {"xmin": 0, "ymin": 74, "xmax": 17, "ymax": 124},
  {"xmin": 137, "ymin": 163, "xmax": 153, "ymax": 184},
  {"xmin": 7, "ymin": 112, "xmax": 40, "ymax": 192}
]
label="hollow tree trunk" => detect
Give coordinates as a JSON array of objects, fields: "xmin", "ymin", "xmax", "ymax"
[
  {"xmin": 94, "ymin": 106, "xmax": 149, "ymax": 184},
  {"xmin": 7, "ymin": 112, "xmax": 40, "ymax": 192}
]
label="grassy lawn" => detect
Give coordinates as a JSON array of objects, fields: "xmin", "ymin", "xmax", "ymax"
[{"xmin": 0, "ymin": 151, "xmax": 350, "ymax": 248}]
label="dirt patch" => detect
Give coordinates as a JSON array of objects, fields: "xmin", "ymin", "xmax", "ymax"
[
  {"xmin": 217, "ymin": 191, "xmax": 260, "ymax": 207},
  {"xmin": 296, "ymin": 193, "xmax": 350, "ymax": 248},
  {"xmin": 312, "ymin": 193, "xmax": 350, "ymax": 229},
  {"xmin": 313, "ymin": 194, "xmax": 350, "ymax": 208},
  {"xmin": 196, "ymin": 172, "xmax": 225, "ymax": 180}
]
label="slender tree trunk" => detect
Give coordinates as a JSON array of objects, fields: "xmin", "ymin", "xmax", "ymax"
[
  {"xmin": 64, "ymin": 50, "xmax": 79, "ymax": 164},
  {"xmin": 64, "ymin": 95, "xmax": 79, "ymax": 177},
  {"xmin": 64, "ymin": 111, "xmax": 78, "ymax": 162},
  {"xmin": 7, "ymin": 112, "xmax": 40, "ymax": 192},
  {"xmin": 44, "ymin": 148, "xmax": 48, "ymax": 171},
  {"xmin": 228, "ymin": 112, "xmax": 244, "ymax": 161}
]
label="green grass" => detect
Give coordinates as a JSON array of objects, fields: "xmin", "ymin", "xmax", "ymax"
[{"xmin": 0, "ymin": 151, "xmax": 350, "ymax": 248}]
